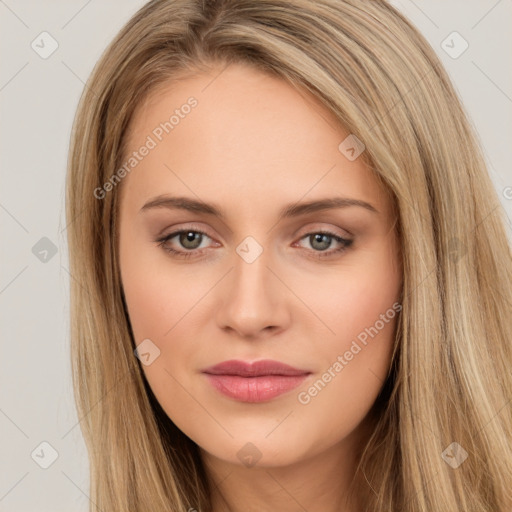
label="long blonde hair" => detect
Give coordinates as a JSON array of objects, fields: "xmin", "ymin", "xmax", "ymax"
[{"xmin": 65, "ymin": 0, "xmax": 512, "ymax": 510}]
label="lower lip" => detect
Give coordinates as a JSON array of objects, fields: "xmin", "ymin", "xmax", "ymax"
[{"xmin": 203, "ymin": 373, "xmax": 309, "ymax": 402}]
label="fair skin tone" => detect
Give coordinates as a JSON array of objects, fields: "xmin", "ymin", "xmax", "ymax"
[{"xmin": 118, "ymin": 62, "xmax": 402, "ymax": 512}]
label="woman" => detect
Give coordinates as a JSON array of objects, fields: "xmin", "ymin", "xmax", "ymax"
[{"xmin": 65, "ymin": 0, "xmax": 512, "ymax": 510}]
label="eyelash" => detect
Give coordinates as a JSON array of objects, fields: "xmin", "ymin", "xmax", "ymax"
[{"xmin": 155, "ymin": 227, "xmax": 353, "ymax": 260}]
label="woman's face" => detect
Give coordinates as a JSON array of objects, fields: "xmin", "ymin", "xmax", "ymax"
[{"xmin": 118, "ymin": 63, "xmax": 402, "ymax": 470}]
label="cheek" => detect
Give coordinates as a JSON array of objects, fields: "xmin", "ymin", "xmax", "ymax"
[
  {"xmin": 289, "ymin": 295, "xmax": 399, "ymax": 457},
  {"xmin": 119, "ymin": 235, "xmax": 205, "ymax": 342},
  {"xmin": 299, "ymin": 279, "xmax": 399, "ymax": 408},
  {"xmin": 119, "ymin": 247, "xmax": 208, "ymax": 434},
  {"xmin": 298, "ymin": 240, "xmax": 401, "ymax": 358},
  {"xmin": 289, "ymin": 242, "xmax": 400, "ymax": 425}
]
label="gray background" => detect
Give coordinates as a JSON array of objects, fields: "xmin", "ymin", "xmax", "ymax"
[{"xmin": 1, "ymin": 1, "xmax": 511, "ymax": 510}]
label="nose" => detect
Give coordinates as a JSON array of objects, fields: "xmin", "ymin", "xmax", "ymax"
[{"xmin": 215, "ymin": 246, "xmax": 291, "ymax": 340}]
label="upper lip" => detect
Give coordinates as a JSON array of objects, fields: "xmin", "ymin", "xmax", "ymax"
[{"xmin": 202, "ymin": 359, "xmax": 311, "ymax": 377}]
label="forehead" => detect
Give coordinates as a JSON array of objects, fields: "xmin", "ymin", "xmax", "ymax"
[{"xmin": 120, "ymin": 63, "xmax": 391, "ymax": 216}]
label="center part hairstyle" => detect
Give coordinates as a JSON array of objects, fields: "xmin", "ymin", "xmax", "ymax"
[{"xmin": 65, "ymin": 1, "xmax": 512, "ymax": 511}]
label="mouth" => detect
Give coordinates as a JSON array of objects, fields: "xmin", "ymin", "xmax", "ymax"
[{"xmin": 201, "ymin": 359, "xmax": 312, "ymax": 402}]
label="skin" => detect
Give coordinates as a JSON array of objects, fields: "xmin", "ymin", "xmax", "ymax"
[{"xmin": 118, "ymin": 62, "xmax": 402, "ymax": 512}]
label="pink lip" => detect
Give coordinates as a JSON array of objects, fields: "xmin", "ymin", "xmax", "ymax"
[{"xmin": 202, "ymin": 359, "xmax": 311, "ymax": 403}]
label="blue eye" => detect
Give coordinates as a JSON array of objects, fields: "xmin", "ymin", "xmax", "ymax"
[{"xmin": 155, "ymin": 229, "xmax": 353, "ymax": 260}]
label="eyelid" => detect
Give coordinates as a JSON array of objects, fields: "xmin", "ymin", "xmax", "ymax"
[
  {"xmin": 293, "ymin": 222, "xmax": 352, "ymax": 239},
  {"xmin": 157, "ymin": 222, "xmax": 218, "ymax": 241},
  {"xmin": 157, "ymin": 222, "xmax": 351, "ymax": 245}
]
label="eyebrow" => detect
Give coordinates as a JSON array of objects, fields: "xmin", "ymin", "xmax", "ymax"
[{"xmin": 139, "ymin": 195, "xmax": 379, "ymax": 219}]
